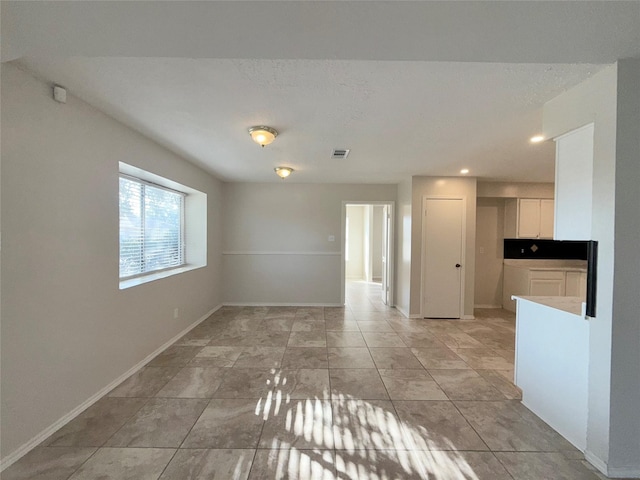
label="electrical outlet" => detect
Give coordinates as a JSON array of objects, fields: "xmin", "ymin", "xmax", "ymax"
[
  {"xmin": 173, "ymin": 308, "xmax": 179, "ymax": 319},
  {"xmin": 328, "ymin": 235, "xmax": 336, "ymax": 242},
  {"xmin": 479, "ymin": 247, "xmax": 485, "ymax": 254}
]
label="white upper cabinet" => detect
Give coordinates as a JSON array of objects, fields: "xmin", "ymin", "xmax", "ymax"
[
  {"xmin": 554, "ymin": 124, "xmax": 594, "ymax": 240},
  {"xmin": 505, "ymin": 198, "xmax": 555, "ymax": 239},
  {"xmin": 518, "ymin": 199, "xmax": 542, "ymax": 238}
]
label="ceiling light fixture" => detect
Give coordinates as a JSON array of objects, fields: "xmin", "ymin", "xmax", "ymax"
[
  {"xmin": 249, "ymin": 126, "xmax": 278, "ymax": 147},
  {"xmin": 460, "ymin": 169, "xmax": 469, "ymax": 174},
  {"xmin": 530, "ymin": 135, "xmax": 545, "ymax": 143},
  {"xmin": 274, "ymin": 167, "xmax": 294, "ymax": 179}
]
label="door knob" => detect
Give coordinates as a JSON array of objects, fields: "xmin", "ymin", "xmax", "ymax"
[{"xmin": 455, "ymin": 264, "xmax": 461, "ymax": 268}]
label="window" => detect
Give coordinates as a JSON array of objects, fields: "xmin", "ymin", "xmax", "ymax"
[
  {"xmin": 119, "ymin": 174, "xmax": 185, "ymax": 278},
  {"xmin": 118, "ymin": 162, "xmax": 207, "ymax": 290}
]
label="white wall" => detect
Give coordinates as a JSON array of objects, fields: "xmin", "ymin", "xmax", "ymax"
[
  {"xmin": 554, "ymin": 124, "xmax": 594, "ymax": 241},
  {"xmin": 222, "ymin": 183, "xmax": 396, "ymax": 305},
  {"xmin": 362, "ymin": 205, "xmax": 371, "ymax": 281},
  {"xmin": 543, "ymin": 60, "xmax": 640, "ymax": 476},
  {"xmin": 346, "ymin": 205, "xmax": 365, "ymax": 280},
  {"xmin": 475, "ymin": 198, "xmax": 505, "ymax": 308},
  {"xmin": 394, "ymin": 178, "xmax": 412, "ymax": 316},
  {"xmin": 0, "ymin": 64, "xmax": 223, "ymax": 461},
  {"xmin": 371, "ymin": 206, "xmax": 384, "ymax": 281},
  {"xmin": 477, "ymin": 181, "xmax": 554, "ymax": 199},
  {"xmin": 410, "ymin": 176, "xmax": 477, "ymax": 317},
  {"xmin": 544, "ymin": 64, "xmax": 616, "ymax": 470},
  {"xmin": 609, "ymin": 59, "xmax": 640, "ymax": 474}
]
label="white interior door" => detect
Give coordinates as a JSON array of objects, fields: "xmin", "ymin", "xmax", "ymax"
[
  {"xmin": 381, "ymin": 205, "xmax": 389, "ymax": 305},
  {"xmin": 422, "ymin": 198, "xmax": 464, "ymax": 318}
]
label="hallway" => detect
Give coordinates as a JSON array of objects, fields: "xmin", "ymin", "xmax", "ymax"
[
  {"xmin": 4, "ymin": 303, "xmax": 611, "ymax": 479},
  {"xmin": 345, "ymin": 280, "xmax": 388, "ymax": 313}
]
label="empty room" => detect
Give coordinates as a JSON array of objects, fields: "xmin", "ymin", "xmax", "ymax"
[{"xmin": 1, "ymin": 2, "xmax": 639, "ymax": 479}]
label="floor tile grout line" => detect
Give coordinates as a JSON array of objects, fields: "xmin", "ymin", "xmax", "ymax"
[
  {"xmin": 94, "ymin": 395, "xmax": 156, "ymax": 450},
  {"xmin": 40, "ymin": 444, "xmax": 561, "ymax": 452},
  {"xmin": 426, "ymin": 365, "xmax": 508, "ymax": 402},
  {"xmin": 62, "ymin": 445, "xmax": 102, "ymax": 480},
  {"xmin": 245, "ymin": 444, "xmax": 263, "ymax": 479},
  {"xmin": 177, "ymin": 398, "xmax": 222, "ymax": 451},
  {"xmin": 154, "ymin": 445, "xmax": 181, "ymax": 480},
  {"xmin": 448, "ymin": 397, "xmax": 494, "ymax": 455},
  {"xmin": 492, "ymin": 451, "xmax": 518, "ymax": 480}
]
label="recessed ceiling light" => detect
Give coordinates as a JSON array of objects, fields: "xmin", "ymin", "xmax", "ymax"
[
  {"xmin": 460, "ymin": 169, "xmax": 469, "ymax": 174},
  {"xmin": 530, "ymin": 135, "xmax": 545, "ymax": 143}
]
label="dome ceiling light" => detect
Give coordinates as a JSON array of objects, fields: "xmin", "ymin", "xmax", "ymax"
[
  {"xmin": 249, "ymin": 126, "xmax": 278, "ymax": 147},
  {"xmin": 274, "ymin": 167, "xmax": 294, "ymax": 179}
]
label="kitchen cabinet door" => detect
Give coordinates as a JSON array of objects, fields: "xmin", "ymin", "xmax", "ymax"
[
  {"xmin": 565, "ymin": 271, "xmax": 587, "ymax": 298},
  {"xmin": 518, "ymin": 199, "xmax": 541, "ymax": 238},
  {"xmin": 529, "ymin": 270, "xmax": 566, "ymax": 296}
]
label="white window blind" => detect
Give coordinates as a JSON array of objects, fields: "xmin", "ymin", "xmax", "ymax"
[{"xmin": 119, "ymin": 175, "xmax": 185, "ymax": 278}]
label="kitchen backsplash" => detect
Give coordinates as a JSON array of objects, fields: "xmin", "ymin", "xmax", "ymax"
[{"xmin": 504, "ymin": 239, "xmax": 589, "ymax": 260}]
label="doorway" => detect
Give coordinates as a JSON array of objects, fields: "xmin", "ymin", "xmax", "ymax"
[
  {"xmin": 342, "ymin": 202, "xmax": 394, "ymax": 307},
  {"xmin": 421, "ymin": 196, "xmax": 465, "ymax": 318}
]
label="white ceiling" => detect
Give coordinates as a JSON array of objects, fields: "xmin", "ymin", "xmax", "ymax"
[{"xmin": 4, "ymin": 1, "xmax": 640, "ymax": 184}]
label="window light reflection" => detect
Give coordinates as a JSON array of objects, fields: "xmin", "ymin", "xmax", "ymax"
[{"xmin": 254, "ymin": 369, "xmax": 482, "ymax": 480}]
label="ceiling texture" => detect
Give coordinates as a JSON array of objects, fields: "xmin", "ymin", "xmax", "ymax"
[{"xmin": 3, "ymin": 1, "xmax": 640, "ymax": 184}]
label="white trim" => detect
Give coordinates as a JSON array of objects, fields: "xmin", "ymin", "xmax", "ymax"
[
  {"xmin": 119, "ymin": 172, "xmax": 187, "ymax": 197},
  {"xmin": 584, "ymin": 451, "xmax": 640, "ymax": 479},
  {"xmin": 409, "ymin": 314, "xmax": 423, "ymax": 319},
  {"xmin": 224, "ymin": 302, "xmax": 344, "ymax": 307},
  {"xmin": 552, "ymin": 122, "xmax": 595, "ymax": 142},
  {"xmin": 0, "ymin": 303, "xmax": 223, "ymax": 472},
  {"xmin": 584, "ymin": 451, "xmax": 608, "ymax": 477},
  {"xmin": 474, "ymin": 304, "xmax": 502, "ymax": 309},
  {"xmin": 222, "ymin": 251, "xmax": 341, "ymax": 256},
  {"xmin": 119, "ymin": 263, "xmax": 205, "ymax": 290},
  {"xmin": 607, "ymin": 466, "xmax": 640, "ymax": 478},
  {"xmin": 395, "ymin": 305, "xmax": 410, "ymax": 318},
  {"xmin": 461, "ymin": 314, "xmax": 475, "ymax": 320}
]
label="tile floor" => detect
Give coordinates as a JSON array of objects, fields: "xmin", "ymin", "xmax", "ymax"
[{"xmin": 4, "ymin": 282, "xmax": 611, "ymax": 479}]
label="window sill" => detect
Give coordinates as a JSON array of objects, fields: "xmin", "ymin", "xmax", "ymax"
[{"xmin": 119, "ymin": 263, "xmax": 205, "ymax": 290}]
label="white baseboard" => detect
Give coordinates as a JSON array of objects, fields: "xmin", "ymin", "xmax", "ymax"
[
  {"xmin": 584, "ymin": 450, "xmax": 608, "ymax": 476},
  {"xmin": 585, "ymin": 449, "xmax": 640, "ymax": 478},
  {"xmin": 0, "ymin": 303, "xmax": 223, "ymax": 472},
  {"xmin": 396, "ymin": 305, "xmax": 410, "ymax": 318},
  {"xmin": 474, "ymin": 304, "xmax": 502, "ymax": 309},
  {"xmin": 608, "ymin": 466, "xmax": 640, "ymax": 478},
  {"xmin": 409, "ymin": 314, "xmax": 473, "ymax": 320},
  {"xmin": 581, "ymin": 450, "xmax": 640, "ymax": 478},
  {"xmin": 224, "ymin": 302, "xmax": 344, "ymax": 307}
]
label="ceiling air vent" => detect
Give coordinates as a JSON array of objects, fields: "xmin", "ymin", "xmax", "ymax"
[{"xmin": 331, "ymin": 149, "xmax": 350, "ymax": 159}]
